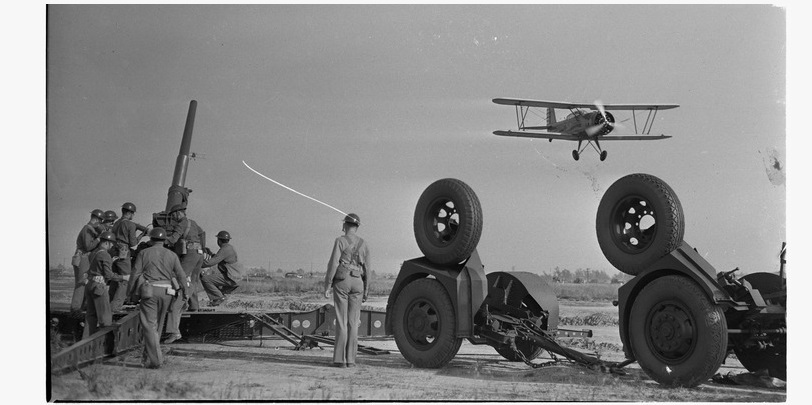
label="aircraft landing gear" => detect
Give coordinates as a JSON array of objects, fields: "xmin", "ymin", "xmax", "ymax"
[
  {"xmin": 600, "ymin": 150, "xmax": 608, "ymax": 161},
  {"xmin": 572, "ymin": 150, "xmax": 580, "ymax": 161}
]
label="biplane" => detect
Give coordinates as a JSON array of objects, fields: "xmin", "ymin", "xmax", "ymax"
[{"xmin": 492, "ymin": 98, "xmax": 679, "ymax": 161}]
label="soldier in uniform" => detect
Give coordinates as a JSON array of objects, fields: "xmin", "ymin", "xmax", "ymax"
[
  {"xmin": 323, "ymin": 214, "xmax": 371, "ymax": 368},
  {"xmin": 163, "ymin": 204, "xmax": 205, "ymax": 343},
  {"xmin": 127, "ymin": 227, "xmax": 187, "ymax": 368},
  {"xmin": 70, "ymin": 209, "xmax": 105, "ymax": 312},
  {"xmin": 84, "ymin": 231, "xmax": 129, "ymax": 336},
  {"xmin": 109, "ymin": 202, "xmax": 149, "ymax": 311},
  {"xmin": 102, "ymin": 210, "xmax": 118, "ymax": 232},
  {"xmin": 200, "ymin": 230, "xmax": 243, "ymax": 307}
]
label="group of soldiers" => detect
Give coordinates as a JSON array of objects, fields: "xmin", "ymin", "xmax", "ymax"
[{"xmin": 71, "ymin": 202, "xmax": 242, "ymax": 368}]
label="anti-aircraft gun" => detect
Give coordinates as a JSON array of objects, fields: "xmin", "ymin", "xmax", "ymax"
[
  {"xmin": 130, "ymin": 100, "xmax": 203, "ymax": 256},
  {"xmin": 154, "ymin": 99, "xmax": 197, "ymax": 229}
]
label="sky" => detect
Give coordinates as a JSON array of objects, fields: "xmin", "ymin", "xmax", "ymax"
[{"xmin": 43, "ymin": 4, "xmax": 788, "ymax": 278}]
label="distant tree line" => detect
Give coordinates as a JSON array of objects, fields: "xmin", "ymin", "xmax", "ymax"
[{"xmin": 548, "ymin": 266, "xmax": 632, "ymax": 284}]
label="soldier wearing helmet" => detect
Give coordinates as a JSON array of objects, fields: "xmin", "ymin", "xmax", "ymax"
[
  {"xmin": 83, "ymin": 231, "xmax": 130, "ymax": 337},
  {"xmin": 69, "ymin": 209, "xmax": 106, "ymax": 312},
  {"xmin": 200, "ymin": 230, "xmax": 242, "ymax": 307},
  {"xmin": 127, "ymin": 227, "xmax": 187, "ymax": 368},
  {"xmin": 324, "ymin": 213, "xmax": 372, "ymax": 368},
  {"xmin": 108, "ymin": 202, "xmax": 150, "ymax": 311},
  {"xmin": 163, "ymin": 204, "xmax": 206, "ymax": 343},
  {"xmin": 102, "ymin": 210, "xmax": 118, "ymax": 232}
]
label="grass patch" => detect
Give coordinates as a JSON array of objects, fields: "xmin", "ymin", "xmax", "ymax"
[
  {"xmin": 553, "ymin": 283, "xmax": 618, "ymax": 302},
  {"xmin": 559, "ymin": 312, "xmax": 618, "ymax": 326}
]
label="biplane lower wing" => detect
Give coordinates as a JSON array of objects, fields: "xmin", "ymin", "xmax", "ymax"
[
  {"xmin": 493, "ymin": 130, "xmax": 578, "ymax": 140},
  {"xmin": 493, "ymin": 130, "xmax": 671, "ymax": 141}
]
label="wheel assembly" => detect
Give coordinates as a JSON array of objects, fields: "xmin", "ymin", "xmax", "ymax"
[
  {"xmin": 628, "ymin": 275, "xmax": 728, "ymax": 387},
  {"xmin": 484, "ymin": 271, "xmax": 558, "ymax": 362},
  {"xmin": 731, "ymin": 273, "xmax": 786, "ymax": 380},
  {"xmin": 391, "ymin": 278, "xmax": 463, "ymax": 368},
  {"xmin": 596, "ymin": 173, "xmax": 684, "ymax": 275},
  {"xmin": 413, "ymin": 178, "xmax": 483, "ymax": 265}
]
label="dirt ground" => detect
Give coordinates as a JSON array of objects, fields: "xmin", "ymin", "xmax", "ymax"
[{"xmin": 48, "ymin": 295, "xmax": 787, "ymax": 402}]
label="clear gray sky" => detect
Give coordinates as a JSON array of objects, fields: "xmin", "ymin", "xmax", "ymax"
[{"xmin": 46, "ymin": 4, "xmax": 786, "ymax": 276}]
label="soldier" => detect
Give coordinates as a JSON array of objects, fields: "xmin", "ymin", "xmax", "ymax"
[
  {"xmin": 70, "ymin": 209, "xmax": 105, "ymax": 312},
  {"xmin": 109, "ymin": 202, "xmax": 149, "ymax": 311},
  {"xmin": 163, "ymin": 204, "xmax": 205, "ymax": 343},
  {"xmin": 127, "ymin": 227, "xmax": 187, "ymax": 368},
  {"xmin": 102, "ymin": 210, "xmax": 118, "ymax": 232},
  {"xmin": 200, "ymin": 231, "xmax": 242, "ymax": 307},
  {"xmin": 84, "ymin": 231, "xmax": 129, "ymax": 336},
  {"xmin": 323, "ymin": 214, "xmax": 371, "ymax": 368}
]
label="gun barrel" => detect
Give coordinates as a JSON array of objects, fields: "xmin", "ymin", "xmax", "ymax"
[{"xmin": 166, "ymin": 100, "xmax": 197, "ymax": 211}]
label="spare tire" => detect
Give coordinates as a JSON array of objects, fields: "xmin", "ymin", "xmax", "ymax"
[
  {"xmin": 596, "ymin": 173, "xmax": 684, "ymax": 275},
  {"xmin": 414, "ymin": 178, "xmax": 483, "ymax": 266}
]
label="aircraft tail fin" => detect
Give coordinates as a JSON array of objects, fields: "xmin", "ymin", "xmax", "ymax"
[{"xmin": 547, "ymin": 107, "xmax": 557, "ymax": 125}]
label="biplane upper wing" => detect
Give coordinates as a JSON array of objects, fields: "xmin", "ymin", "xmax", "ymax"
[
  {"xmin": 492, "ymin": 98, "xmax": 678, "ymax": 111},
  {"xmin": 493, "ymin": 131, "xmax": 671, "ymax": 141}
]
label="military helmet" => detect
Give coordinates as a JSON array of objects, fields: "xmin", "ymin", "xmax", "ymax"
[
  {"xmin": 169, "ymin": 204, "xmax": 187, "ymax": 214},
  {"xmin": 149, "ymin": 227, "xmax": 167, "ymax": 240},
  {"xmin": 121, "ymin": 202, "xmax": 136, "ymax": 213},
  {"xmin": 104, "ymin": 210, "xmax": 118, "ymax": 222},
  {"xmin": 216, "ymin": 230, "xmax": 231, "ymax": 240},
  {"xmin": 343, "ymin": 213, "xmax": 361, "ymax": 226},
  {"xmin": 99, "ymin": 231, "xmax": 117, "ymax": 243},
  {"xmin": 91, "ymin": 209, "xmax": 105, "ymax": 220}
]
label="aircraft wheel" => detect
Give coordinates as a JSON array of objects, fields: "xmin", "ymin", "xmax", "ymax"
[
  {"xmin": 596, "ymin": 173, "xmax": 684, "ymax": 275},
  {"xmin": 629, "ymin": 275, "xmax": 728, "ymax": 387},
  {"xmin": 572, "ymin": 150, "xmax": 579, "ymax": 161},
  {"xmin": 732, "ymin": 273, "xmax": 786, "ymax": 380},
  {"xmin": 391, "ymin": 278, "xmax": 463, "ymax": 368},
  {"xmin": 600, "ymin": 150, "xmax": 608, "ymax": 161},
  {"xmin": 413, "ymin": 178, "xmax": 482, "ymax": 266}
]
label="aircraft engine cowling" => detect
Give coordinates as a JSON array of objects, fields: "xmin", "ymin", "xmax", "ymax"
[{"xmin": 592, "ymin": 111, "xmax": 615, "ymax": 135}]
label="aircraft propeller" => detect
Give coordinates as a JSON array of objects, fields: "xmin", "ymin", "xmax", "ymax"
[{"xmin": 586, "ymin": 100, "xmax": 628, "ymax": 136}]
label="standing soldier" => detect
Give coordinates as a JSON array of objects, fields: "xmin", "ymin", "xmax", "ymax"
[
  {"xmin": 323, "ymin": 214, "xmax": 371, "ymax": 368},
  {"xmin": 84, "ymin": 231, "xmax": 129, "ymax": 337},
  {"xmin": 70, "ymin": 209, "xmax": 105, "ymax": 312},
  {"xmin": 200, "ymin": 230, "xmax": 242, "ymax": 307},
  {"xmin": 127, "ymin": 227, "xmax": 187, "ymax": 369},
  {"xmin": 163, "ymin": 204, "xmax": 205, "ymax": 343},
  {"xmin": 109, "ymin": 202, "xmax": 149, "ymax": 311},
  {"xmin": 102, "ymin": 210, "xmax": 118, "ymax": 232}
]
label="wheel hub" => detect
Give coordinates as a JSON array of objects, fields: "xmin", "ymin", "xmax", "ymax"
[
  {"xmin": 647, "ymin": 303, "xmax": 695, "ymax": 361},
  {"xmin": 426, "ymin": 199, "xmax": 459, "ymax": 246},
  {"xmin": 611, "ymin": 196, "xmax": 658, "ymax": 253},
  {"xmin": 405, "ymin": 300, "xmax": 438, "ymax": 347}
]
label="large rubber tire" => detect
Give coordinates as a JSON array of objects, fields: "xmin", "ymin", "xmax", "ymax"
[
  {"xmin": 732, "ymin": 273, "xmax": 786, "ymax": 380},
  {"xmin": 628, "ymin": 275, "xmax": 728, "ymax": 387},
  {"xmin": 414, "ymin": 178, "xmax": 483, "ymax": 266},
  {"xmin": 391, "ymin": 278, "xmax": 463, "ymax": 368},
  {"xmin": 596, "ymin": 173, "xmax": 684, "ymax": 275}
]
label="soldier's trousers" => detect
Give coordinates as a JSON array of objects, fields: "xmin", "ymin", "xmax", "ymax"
[
  {"xmin": 165, "ymin": 251, "xmax": 203, "ymax": 337},
  {"xmin": 109, "ymin": 256, "xmax": 131, "ymax": 312},
  {"xmin": 70, "ymin": 253, "xmax": 90, "ymax": 311},
  {"xmin": 332, "ymin": 276, "xmax": 364, "ymax": 365},
  {"xmin": 139, "ymin": 286, "xmax": 174, "ymax": 368},
  {"xmin": 83, "ymin": 281, "xmax": 112, "ymax": 338},
  {"xmin": 180, "ymin": 251, "xmax": 204, "ymax": 310},
  {"xmin": 201, "ymin": 269, "xmax": 238, "ymax": 301}
]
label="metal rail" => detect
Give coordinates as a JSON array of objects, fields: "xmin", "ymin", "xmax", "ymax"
[{"xmin": 50, "ymin": 312, "xmax": 142, "ymax": 373}]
